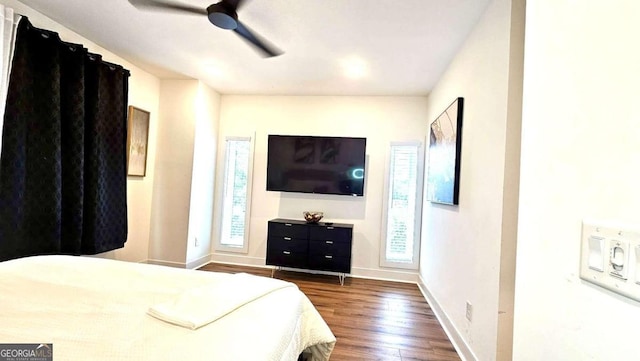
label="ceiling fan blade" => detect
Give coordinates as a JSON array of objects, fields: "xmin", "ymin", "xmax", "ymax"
[
  {"xmin": 233, "ymin": 21, "xmax": 282, "ymax": 58},
  {"xmin": 128, "ymin": 0, "xmax": 207, "ymax": 15}
]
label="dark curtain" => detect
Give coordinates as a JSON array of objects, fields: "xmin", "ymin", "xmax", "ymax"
[{"xmin": 0, "ymin": 18, "xmax": 129, "ymax": 261}]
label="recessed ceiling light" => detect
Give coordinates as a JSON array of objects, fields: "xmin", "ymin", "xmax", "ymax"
[
  {"xmin": 341, "ymin": 57, "xmax": 368, "ymax": 79},
  {"xmin": 203, "ymin": 62, "xmax": 227, "ymax": 78}
]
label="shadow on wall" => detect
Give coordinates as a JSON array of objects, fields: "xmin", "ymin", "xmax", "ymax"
[{"xmin": 277, "ymin": 191, "xmax": 366, "ymax": 221}]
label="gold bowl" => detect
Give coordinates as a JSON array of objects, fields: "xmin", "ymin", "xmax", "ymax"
[{"xmin": 303, "ymin": 211, "xmax": 324, "ymax": 224}]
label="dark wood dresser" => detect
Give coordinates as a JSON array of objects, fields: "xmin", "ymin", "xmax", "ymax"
[{"xmin": 266, "ymin": 218, "xmax": 353, "ymax": 284}]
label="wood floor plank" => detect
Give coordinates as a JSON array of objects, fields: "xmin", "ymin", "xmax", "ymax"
[{"xmin": 198, "ymin": 263, "xmax": 461, "ymax": 361}]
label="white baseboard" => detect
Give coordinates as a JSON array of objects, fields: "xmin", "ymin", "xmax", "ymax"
[
  {"xmin": 210, "ymin": 253, "xmax": 266, "ymax": 267},
  {"xmin": 146, "ymin": 259, "xmax": 187, "ymax": 268},
  {"xmin": 209, "ymin": 253, "xmax": 418, "ymax": 282},
  {"xmin": 146, "ymin": 253, "xmax": 419, "ymax": 284},
  {"xmin": 351, "ymin": 266, "xmax": 419, "ymax": 283},
  {"xmin": 186, "ymin": 254, "xmax": 212, "ymax": 270},
  {"xmin": 146, "ymin": 256, "xmax": 212, "ymax": 270},
  {"xmin": 417, "ymin": 275, "xmax": 477, "ymax": 361}
]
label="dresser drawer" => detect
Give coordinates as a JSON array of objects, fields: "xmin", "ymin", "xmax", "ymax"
[
  {"xmin": 268, "ymin": 221, "xmax": 308, "ymax": 239},
  {"xmin": 308, "ymin": 254, "xmax": 350, "ymax": 273},
  {"xmin": 266, "ymin": 236, "xmax": 308, "ymax": 269},
  {"xmin": 266, "ymin": 250, "xmax": 308, "ymax": 269},
  {"xmin": 309, "ymin": 225, "xmax": 352, "ymax": 242},
  {"xmin": 267, "ymin": 237, "xmax": 308, "ymax": 253},
  {"xmin": 308, "ymin": 239, "xmax": 351, "ymax": 258}
]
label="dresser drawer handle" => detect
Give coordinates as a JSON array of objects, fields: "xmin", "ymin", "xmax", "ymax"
[
  {"xmin": 283, "ymin": 251, "xmax": 291, "ymax": 255},
  {"xmin": 285, "ymin": 223, "xmax": 292, "ymax": 227},
  {"xmin": 325, "ymin": 255, "xmax": 333, "ymax": 259},
  {"xmin": 326, "ymin": 226, "xmax": 334, "ymax": 230},
  {"xmin": 325, "ymin": 241, "xmax": 333, "ymax": 244},
  {"xmin": 283, "ymin": 237, "xmax": 292, "ymax": 241}
]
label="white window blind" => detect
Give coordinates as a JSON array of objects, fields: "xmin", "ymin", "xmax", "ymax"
[
  {"xmin": 219, "ymin": 138, "xmax": 253, "ymax": 250},
  {"xmin": 381, "ymin": 142, "xmax": 423, "ymax": 269}
]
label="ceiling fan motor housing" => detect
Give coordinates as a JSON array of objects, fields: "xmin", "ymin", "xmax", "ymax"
[{"xmin": 207, "ymin": 3, "xmax": 238, "ymax": 30}]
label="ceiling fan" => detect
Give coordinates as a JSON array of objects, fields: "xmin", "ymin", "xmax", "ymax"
[{"xmin": 128, "ymin": 0, "xmax": 282, "ymax": 57}]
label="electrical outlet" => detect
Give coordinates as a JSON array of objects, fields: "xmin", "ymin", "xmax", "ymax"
[
  {"xmin": 465, "ymin": 301, "xmax": 473, "ymax": 322},
  {"xmin": 194, "ymin": 237, "xmax": 200, "ymax": 247}
]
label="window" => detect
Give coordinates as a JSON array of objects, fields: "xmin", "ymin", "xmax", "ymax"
[
  {"xmin": 218, "ymin": 137, "xmax": 254, "ymax": 252},
  {"xmin": 380, "ymin": 142, "xmax": 423, "ymax": 269}
]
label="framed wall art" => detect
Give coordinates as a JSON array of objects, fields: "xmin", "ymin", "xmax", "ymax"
[
  {"xmin": 426, "ymin": 97, "xmax": 464, "ymax": 205},
  {"xmin": 126, "ymin": 106, "xmax": 150, "ymax": 177}
]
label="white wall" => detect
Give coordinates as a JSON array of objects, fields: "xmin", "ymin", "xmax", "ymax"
[
  {"xmin": 186, "ymin": 82, "xmax": 220, "ymax": 267},
  {"xmin": 2, "ymin": 0, "xmax": 161, "ymax": 263},
  {"xmin": 116, "ymin": 69, "xmax": 160, "ymax": 263},
  {"xmin": 149, "ymin": 79, "xmax": 220, "ymax": 267},
  {"xmin": 513, "ymin": 1, "xmax": 640, "ymax": 360},
  {"xmin": 212, "ymin": 96, "xmax": 428, "ymax": 280},
  {"xmin": 148, "ymin": 80, "xmax": 197, "ymax": 265},
  {"xmin": 419, "ymin": 0, "xmax": 523, "ymax": 360}
]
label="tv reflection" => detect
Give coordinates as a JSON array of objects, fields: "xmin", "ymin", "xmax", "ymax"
[
  {"xmin": 336, "ymin": 167, "xmax": 364, "ymax": 195},
  {"xmin": 266, "ymin": 134, "xmax": 366, "ymax": 196}
]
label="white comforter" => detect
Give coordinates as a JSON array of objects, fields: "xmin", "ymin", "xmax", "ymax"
[{"xmin": 0, "ymin": 255, "xmax": 335, "ymax": 361}]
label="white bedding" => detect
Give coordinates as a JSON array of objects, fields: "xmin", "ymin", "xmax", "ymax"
[
  {"xmin": 0, "ymin": 255, "xmax": 335, "ymax": 361},
  {"xmin": 148, "ymin": 273, "xmax": 296, "ymax": 330}
]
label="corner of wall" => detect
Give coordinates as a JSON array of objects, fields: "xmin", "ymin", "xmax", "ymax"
[
  {"xmin": 186, "ymin": 82, "xmax": 221, "ymax": 264},
  {"xmin": 419, "ymin": 0, "xmax": 522, "ymax": 359},
  {"xmin": 495, "ymin": 0, "xmax": 525, "ymax": 359},
  {"xmin": 148, "ymin": 79, "xmax": 200, "ymax": 264}
]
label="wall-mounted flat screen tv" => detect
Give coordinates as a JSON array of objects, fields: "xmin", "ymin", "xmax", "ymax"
[{"xmin": 266, "ymin": 135, "xmax": 366, "ymax": 196}]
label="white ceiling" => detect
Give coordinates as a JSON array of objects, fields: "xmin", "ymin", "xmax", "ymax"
[{"xmin": 17, "ymin": 0, "xmax": 491, "ymax": 95}]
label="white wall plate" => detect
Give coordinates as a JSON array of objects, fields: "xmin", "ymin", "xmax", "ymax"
[{"xmin": 580, "ymin": 220, "xmax": 640, "ymax": 302}]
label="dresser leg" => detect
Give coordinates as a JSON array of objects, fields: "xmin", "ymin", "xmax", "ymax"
[
  {"xmin": 339, "ymin": 273, "xmax": 345, "ymax": 286},
  {"xmin": 271, "ymin": 266, "xmax": 282, "ymax": 278}
]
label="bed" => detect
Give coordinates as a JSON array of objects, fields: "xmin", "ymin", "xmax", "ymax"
[{"xmin": 0, "ymin": 255, "xmax": 336, "ymax": 361}]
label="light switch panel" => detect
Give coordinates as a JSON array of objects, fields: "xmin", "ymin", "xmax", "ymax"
[
  {"xmin": 580, "ymin": 220, "xmax": 640, "ymax": 303},
  {"xmin": 587, "ymin": 236, "xmax": 605, "ymax": 271},
  {"xmin": 608, "ymin": 239, "xmax": 629, "ymax": 279},
  {"xmin": 635, "ymin": 246, "xmax": 640, "ymax": 285}
]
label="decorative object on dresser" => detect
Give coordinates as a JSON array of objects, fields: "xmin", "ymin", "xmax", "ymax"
[
  {"xmin": 266, "ymin": 218, "xmax": 353, "ymax": 285},
  {"xmin": 303, "ymin": 211, "xmax": 324, "ymax": 224}
]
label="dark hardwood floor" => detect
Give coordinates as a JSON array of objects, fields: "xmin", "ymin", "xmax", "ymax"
[{"xmin": 198, "ymin": 263, "xmax": 461, "ymax": 361}]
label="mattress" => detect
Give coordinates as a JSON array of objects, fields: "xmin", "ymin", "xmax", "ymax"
[{"xmin": 0, "ymin": 255, "xmax": 335, "ymax": 361}]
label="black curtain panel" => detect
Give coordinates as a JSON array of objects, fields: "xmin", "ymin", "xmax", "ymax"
[{"xmin": 0, "ymin": 18, "xmax": 129, "ymax": 261}]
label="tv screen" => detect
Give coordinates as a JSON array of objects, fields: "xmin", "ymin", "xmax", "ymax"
[{"xmin": 266, "ymin": 135, "xmax": 366, "ymax": 196}]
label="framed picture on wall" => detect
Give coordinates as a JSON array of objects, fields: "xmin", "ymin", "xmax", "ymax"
[
  {"xmin": 426, "ymin": 97, "xmax": 464, "ymax": 205},
  {"xmin": 126, "ymin": 106, "xmax": 150, "ymax": 177}
]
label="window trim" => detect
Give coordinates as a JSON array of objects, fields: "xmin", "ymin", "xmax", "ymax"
[
  {"xmin": 379, "ymin": 141, "xmax": 424, "ymax": 270},
  {"xmin": 214, "ymin": 135, "xmax": 255, "ymax": 254}
]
